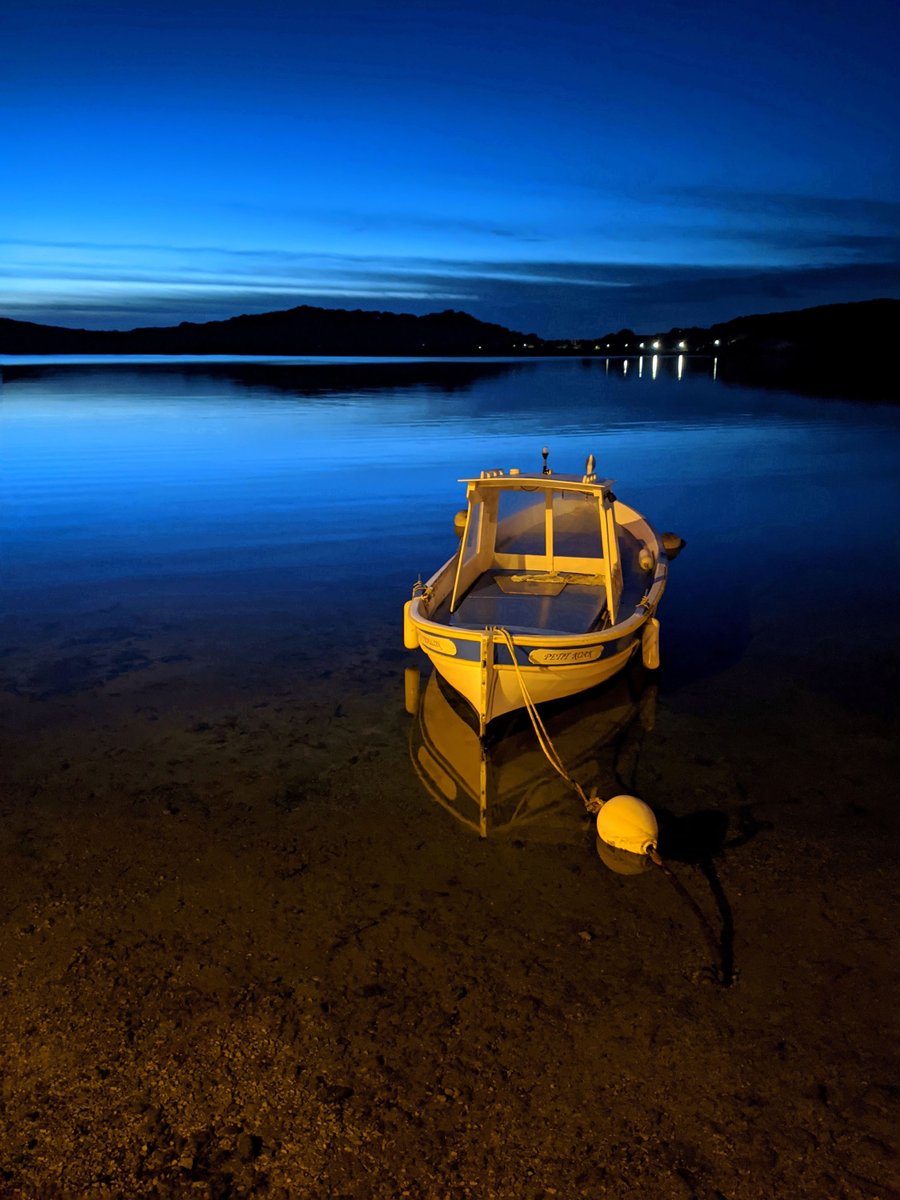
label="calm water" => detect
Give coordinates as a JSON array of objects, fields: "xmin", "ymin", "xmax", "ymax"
[{"xmin": 2, "ymin": 355, "xmax": 899, "ymax": 709}]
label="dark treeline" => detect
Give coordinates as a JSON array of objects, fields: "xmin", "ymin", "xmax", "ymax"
[
  {"xmin": 0, "ymin": 306, "xmax": 539, "ymax": 357},
  {"xmin": 589, "ymin": 297, "xmax": 899, "ymax": 357},
  {"xmin": 1, "ymin": 298, "xmax": 897, "ymax": 398},
  {"xmin": 587, "ymin": 298, "xmax": 899, "ymax": 399}
]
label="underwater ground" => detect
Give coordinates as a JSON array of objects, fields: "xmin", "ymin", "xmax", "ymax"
[{"xmin": 1, "ymin": 599, "xmax": 896, "ymax": 1199}]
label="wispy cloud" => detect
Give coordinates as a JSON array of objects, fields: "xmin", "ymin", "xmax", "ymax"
[
  {"xmin": 219, "ymin": 201, "xmax": 554, "ymax": 244},
  {"xmin": 2, "ymin": 236, "xmax": 899, "ymax": 337},
  {"xmin": 670, "ymin": 187, "xmax": 900, "ymax": 228},
  {"xmin": 652, "ymin": 225, "xmax": 900, "ymax": 261},
  {"xmin": 0, "ymin": 239, "xmax": 642, "ymax": 297}
]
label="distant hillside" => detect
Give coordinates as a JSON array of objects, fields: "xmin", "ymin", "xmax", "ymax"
[
  {"xmin": 572, "ymin": 298, "xmax": 898, "ymax": 398},
  {"xmin": 707, "ymin": 297, "xmax": 900, "ymax": 354},
  {"xmin": 0, "ymin": 305, "xmax": 540, "ymax": 357},
  {"xmin": 1, "ymin": 297, "xmax": 896, "ymax": 398},
  {"xmin": 584, "ymin": 298, "xmax": 900, "ymax": 357}
]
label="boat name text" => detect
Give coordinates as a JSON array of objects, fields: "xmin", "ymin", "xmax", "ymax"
[
  {"xmin": 528, "ymin": 646, "xmax": 603, "ymax": 666},
  {"xmin": 419, "ymin": 632, "xmax": 458, "ymax": 657}
]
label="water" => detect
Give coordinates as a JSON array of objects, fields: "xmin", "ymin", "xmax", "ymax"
[
  {"xmin": 3, "ymin": 355, "xmax": 899, "ymax": 701},
  {"xmin": 2, "ymin": 355, "xmax": 898, "ymax": 1196}
]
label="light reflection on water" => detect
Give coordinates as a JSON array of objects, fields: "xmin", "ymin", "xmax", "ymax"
[{"xmin": 2, "ymin": 356, "xmax": 899, "ymax": 693}]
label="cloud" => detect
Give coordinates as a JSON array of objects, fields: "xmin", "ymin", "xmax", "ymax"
[
  {"xmin": 221, "ymin": 202, "xmax": 553, "ymax": 244},
  {"xmin": 670, "ymin": 226, "xmax": 900, "ymax": 261},
  {"xmin": 2, "ymin": 236, "xmax": 899, "ymax": 337},
  {"xmin": 657, "ymin": 186, "xmax": 900, "ymax": 262},
  {"xmin": 669, "ymin": 186, "xmax": 900, "ymax": 227}
]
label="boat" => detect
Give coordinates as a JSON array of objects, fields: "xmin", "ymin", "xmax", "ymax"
[
  {"xmin": 408, "ymin": 663, "xmax": 656, "ymax": 840},
  {"xmin": 403, "ymin": 448, "xmax": 670, "ymax": 737}
]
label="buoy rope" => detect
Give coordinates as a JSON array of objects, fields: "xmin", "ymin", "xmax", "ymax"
[
  {"xmin": 495, "ymin": 625, "xmax": 727, "ymax": 982},
  {"xmin": 494, "ymin": 625, "xmax": 726, "ymax": 983},
  {"xmin": 495, "ymin": 627, "xmax": 600, "ymax": 814},
  {"xmin": 649, "ymin": 848, "xmax": 726, "ymax": 983}
]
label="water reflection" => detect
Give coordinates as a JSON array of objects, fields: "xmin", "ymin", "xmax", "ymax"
[
  {"xmin": 596, "ymin": 353, "xmax": 724, "ymax": 387},
  {"xmin": 408, "ymin": 663, "xmax": 656, "ymax": 840},
  {"xmin": 3, "ymin": 357, "xmax": 898, "ymax": 701},
  {"xmin": 0, "ymin": 358, "xmax": 523, "ymax": 400}
]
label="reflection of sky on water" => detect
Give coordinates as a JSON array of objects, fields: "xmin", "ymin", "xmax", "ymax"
[{"xmin": 2, "ymin": 357, "xmax": 899, "ymax": 687}]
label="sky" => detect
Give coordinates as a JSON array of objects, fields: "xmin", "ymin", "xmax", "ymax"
[{"xmin": 4, "ymin": 0, "xmax": 900, "ymax": 337}]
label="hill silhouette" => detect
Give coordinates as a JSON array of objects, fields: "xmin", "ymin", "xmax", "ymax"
[
  {"xmin": 0, "ymin": 306, "xmax": 538, "ymax": 357},
  {"xmin": 589, "ymin": 297, "xmax": 899, "ymax": 358},
  {"xmin": 0, "ymin": 298, "xmax": 896, "ymax": 398},
  {"xmin": 562, "ymin": 298, "xmax": 897, "ymax": 399}
]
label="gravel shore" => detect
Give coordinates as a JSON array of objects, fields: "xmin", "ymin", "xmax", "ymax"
[{"xmin": 1, "ymin": 608, "xmax": 897, "ymax": 1199}]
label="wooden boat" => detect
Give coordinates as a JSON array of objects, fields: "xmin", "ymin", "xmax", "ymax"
[{"xmin": 403, "ymin": 449, "xmax": 669, "ymax": 737}]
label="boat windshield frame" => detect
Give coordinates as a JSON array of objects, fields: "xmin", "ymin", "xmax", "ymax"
[{"xmin": 449, "ymin": 473, "xmax": 622, "ymax": 620}]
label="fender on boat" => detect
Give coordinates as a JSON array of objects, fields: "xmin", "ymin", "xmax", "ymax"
[{"xmin": 403, "ymin": 600, "xmax": 420, "ymax": 650}]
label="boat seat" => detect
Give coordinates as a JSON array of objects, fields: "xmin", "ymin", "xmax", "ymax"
[{"xmin": 445, "ymin": 570, "xmax": 607, "ymax": 633}]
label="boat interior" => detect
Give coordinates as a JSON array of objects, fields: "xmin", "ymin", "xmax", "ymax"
[
  {"xmin": 438, "ymin": 570, "xmax": 609, "ymax": 635},
  {"xmin": 429, "ymin": 482, "xmax": 647, "ymax": 635}
]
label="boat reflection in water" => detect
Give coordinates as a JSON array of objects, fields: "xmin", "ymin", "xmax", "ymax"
[{"xmin": 408, "ymin": 660, "xmax": 657, "ymax": 843}]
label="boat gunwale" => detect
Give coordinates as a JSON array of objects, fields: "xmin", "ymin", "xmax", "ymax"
[{"xmin": 408, "ymin": 593, "xmax": 663, "ymax": 648}]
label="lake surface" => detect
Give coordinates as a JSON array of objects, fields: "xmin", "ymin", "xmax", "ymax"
[
  {"xmin": 3, "ymin": 354, "xmax": 899, "ymax": 707},
  {"xmin": 2, "ymin": 355, "xmax": 898, "ymax": 1197}
]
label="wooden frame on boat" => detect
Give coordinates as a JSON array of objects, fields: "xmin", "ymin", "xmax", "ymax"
[{"xmin": 404, "ymin": 457, "xmax": 668, "ymax": 737}]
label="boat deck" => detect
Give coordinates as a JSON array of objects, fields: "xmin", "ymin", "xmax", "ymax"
[
  {"xmin": 435, "ymin": 570, "xmax": 608, "ymax": 636},
  {"xmin": 431, "ymin": 527, "xmax": 648, "ymax": 637}
]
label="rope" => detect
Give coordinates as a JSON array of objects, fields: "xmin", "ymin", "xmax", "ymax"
[
  {"xmin": 495, "ymin": 625, "xmax": 727, "ymax": 984},
  {"xmin": 494, "ymin": 627, "xmax": 600, "ymax": 813},
  {"xmin": 649, "ymin": 848, "xmax": 725, "ymax": 982}
]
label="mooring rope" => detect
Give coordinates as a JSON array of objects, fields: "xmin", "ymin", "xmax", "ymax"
[
  {"xmin": 494, "ymin": 627, "xmax": 600, "ymax": 814},
  {"xmin": 648, "ymin": 848, "xmax": 726, "ymax": 981},
  {"xmin": 495, "ymin": 625, "xmax": 727, "ymax": 984}
]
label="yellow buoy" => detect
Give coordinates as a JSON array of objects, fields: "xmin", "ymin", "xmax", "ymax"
[
  {"xmin": 403, "ymin": 599, "xmax": 419, "ymax": 650},
  {"xmin": 453, "ymin": 510, "xmax": 467, "ymax": 538},
  {"xmin": 596, "ymin": 794, "xmax": 658, "ymax": 855}
]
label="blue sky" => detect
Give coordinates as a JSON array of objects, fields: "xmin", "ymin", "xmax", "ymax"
[{"xmin": 4, "ymin": 0, "xmax": 900, "ymax": 336}]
